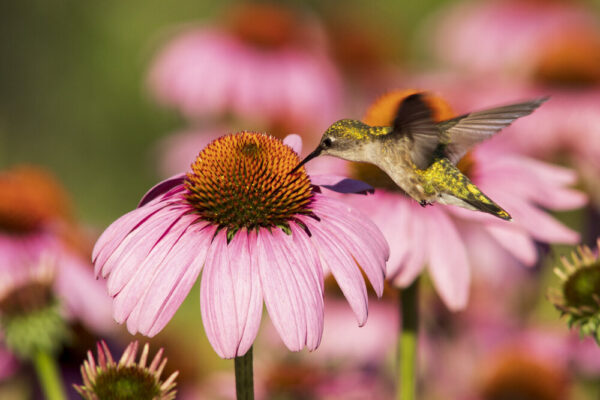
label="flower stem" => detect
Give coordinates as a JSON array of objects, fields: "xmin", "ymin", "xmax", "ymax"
[
  {"xmin": 32, "ymin": 349, "xmax": 66, "ymax": 400},
  {"xmin": 397, "ymin": 278, "xmax": 419, "ymax": 400},
  {"xmin": 234, "ymin": 346, "xmax": 254, "ymax": 400}
]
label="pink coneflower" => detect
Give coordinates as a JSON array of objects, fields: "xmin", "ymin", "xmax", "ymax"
[
  {"xmin": 432, "ymin": 0, "xmax": 600, "ymax": 85},
  {"xmin": 0, "ymin": 166, "xmax": 114, "ymax": 334},
  {"xmin": 93, "ymin": 132, "xmax": 388, "ymax": 359},
  {"xmin": 308, "ymin": 89, "xmax": 585, "ymax": 309},
  {"xmin": 148, "ymin": 3, "xmax": 342, "ymax": 132}
]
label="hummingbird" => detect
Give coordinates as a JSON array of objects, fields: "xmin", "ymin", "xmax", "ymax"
[{"xmin": 291, "ymin": 93, "xmax": 549, "ymax": 220}]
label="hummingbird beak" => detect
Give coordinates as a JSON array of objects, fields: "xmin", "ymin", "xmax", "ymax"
[{"xmin": 289, "ymin": 146, "xmax": 323, "ymax": 174}]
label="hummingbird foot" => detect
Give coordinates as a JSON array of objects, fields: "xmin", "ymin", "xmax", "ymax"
[{"xmin": 419, "ymin": 200, "xmax": 432, "ymax": 208}]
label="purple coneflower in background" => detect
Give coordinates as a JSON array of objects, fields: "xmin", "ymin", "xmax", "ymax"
[
  {"xmin": 93, "ymin": 132, "xmax": 388, "ymax": 359},
  {"xmin": 0, "ymin": 166, "xmax": 114, "ymax": 334},
  {"xmin": 432, "ymin": 0, "xmax": 600, "ymax": 84},
  {"xmin": 147, "ymin": 3, "xmax": 342, "ymax": 131}
]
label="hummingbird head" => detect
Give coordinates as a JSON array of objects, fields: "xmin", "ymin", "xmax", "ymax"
[{"xmin": 290, "ymin": 119, "xmax": 371, "ymax": 174}]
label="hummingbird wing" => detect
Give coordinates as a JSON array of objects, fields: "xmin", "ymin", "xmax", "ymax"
[
  {"xmin": 439, "ymin": 97, "xmax": 549, "ymax": 164},
  {"xmin": 392, "ymin": 93, "xmax": 441, "ymax": 169}
]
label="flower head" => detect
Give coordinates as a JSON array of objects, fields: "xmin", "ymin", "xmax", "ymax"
[
  {"xmin": 0, "ymin": 165, "xmax": 114, "ymax": 335},
  {"xmin": 93, "ymin": 132, "xmax": 388, "ymax": 358},
  {"xmin": 74, "ymin": 341, "xmax": 178, "ymax": 400},
  {"xmin": 308, "ymin": 89, "xmax": 584, "ymax": 309},
  {"xmin": 549, "ymin": 239, "xmax": 600, "ymax": 343},
  {"xmin": 433, "ymin": 0, "xmax": 600, "ymax": 85},
  {"xmin": 0, "ymin": 256, "xmax": 68, "ymax": 358},
  {"xmin": 148, "ymin": 3, "xmax": 342, "ymax": 131}
]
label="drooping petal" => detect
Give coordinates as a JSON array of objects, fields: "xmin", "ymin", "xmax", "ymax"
[
  {"xmin": 200, "ymin": 230, "xmax": 242, "ymax": 358},
  {"xmin": 286, "ymin": 225, "xmax": 325, "ymax": 350},
  {"xmin": 425, "ymin": 207, "xmax": 470, "ymax": 311},
  {"xmin": 256, "ymin": 228, "xmax": 324, "ymax": 351},
  {"xmin": 485, "ymin": 224, "xmax": 537, "ymax": 266},
  {"xmin": 200, "ymin": 230, "xmax": 263, "ymax": 358},
  {"xmin": 111, "ymin": 213, "xmax": 196, "ymax": 326},
  {"xmin": 234, "ymin": 230, "xmax": 265, "ymax": 355},
  {"xmin": 300, "ymin": 215, "xmax": 369, "ymax": 326},
  {"xmin": 392, "ymin": 203, "xmax": 428, "ymax": 288},
  {"xmin": 313, "ymin": 195, "xmax": 389, "ymax": 259},
  {"xmin": 312, "ymin": 198, "xmax": 386, "ymax": 297},
  {"xmin": 92, "ymin": 200, "xmax": 170, "ymax": 274},
  {"xmin": 103, "ymin": 206, "xmax": 189, "ymax": 294},
  {"xmin": 129, "ymin": 221, "xmax": 216, "ymax": 336}
]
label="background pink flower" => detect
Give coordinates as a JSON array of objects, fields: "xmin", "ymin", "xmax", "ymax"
[
  {"xmin": 0, "ymin": 166, "xmax": 114, "ymax": 334},
  {"xmin": 148, "ymin": 4, "xmax": 342, "ymax": 133},
  {"xmin": 432, "ymin": 0, "xmax": 600, "ymax": 82}
]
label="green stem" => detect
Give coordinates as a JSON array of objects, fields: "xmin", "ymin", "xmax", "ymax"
[
  {"xmin": 397, "ymin": 278, "xmax": 419, "ymax": 400},
  {"xmin": 32, "ymin": 350, "xmax": 66, "ymax": 400},
  {"xmin": 234, "ymin": 346, "xmax": 254, "ymax": 400}
]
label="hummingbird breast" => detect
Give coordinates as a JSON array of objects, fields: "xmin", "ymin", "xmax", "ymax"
[{"xmin": 371, "ymin": 137, "xmax": 433, "ymax": 203}]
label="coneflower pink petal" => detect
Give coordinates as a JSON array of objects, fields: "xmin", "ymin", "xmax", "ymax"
[
  {"xmin": 313, "ymin": 201, "xmax": 385, "ymax": 297},
  {"xmin": 485, "ymin": 224, "xmax": 537, "ymax": 266},
  {"xmin": 279, "ymin": 226, "xmax": 324, "ymax": 350},
  {"xmin": 125, "ymin": 220, "xmax": 214, "ymax": 336},
  {"xmin": 257, "ymin": 228, "xmax": 324, "ymax": 351},
  {"xmin": 476, "ymin": 158, "xmax": 587, "ymax": 210},
  {"xmin": 283, "ymin": 134, "xmax": 303, "ymax": 155},
  {"xmin": 92, "ymin": 201, "xmax": 170, "ymax": 274},
  {"xmin": 311, "ymin": 175, "xmax": 374, "ymax": 195},
  {"xmin": 234, "ymin": 230, "xmax": 264, "ymax": 356},
  {"xmin": 104, "ymin": 206, "xmax": 189, "ymax": 295},
  {"xmin": 112, "ymin": 213, "xmax": 195, "ymax": 327},
  {"xmin": 314, "ymin": 195, "xmax": 389, "ymax": 258},
  {"xmin": 300, "ymin": 216, "xmax": 368, "ymax": 326},
  {"xmin": 426, "ymin": 207, "xmax": 470, "ymax": 311},
  {"xmin": 138, "ymin": 174, "xmax": 186, "ymax": 207},
  {"xmin": 200, "ymin": 230, "xmax": 238, "ymax": 358},
  {"xmin": 493, "ymin": 192, "xmax": 580, "ymax": 244},
  {"xmin": 200, "ymin": 229, "xmax": 264, "ymax": 358},
  {"xmin": 392, "ymin": 203, "xmax": 428, "ymax": 288},
  {"xmin": 146, "ymin": 224, "xmax": 218, "ymax": 337}
]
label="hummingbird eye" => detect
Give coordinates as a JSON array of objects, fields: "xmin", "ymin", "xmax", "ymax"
[{"xmin": 322, "ymin": 138, "xmax": 333, "ymax": 148}]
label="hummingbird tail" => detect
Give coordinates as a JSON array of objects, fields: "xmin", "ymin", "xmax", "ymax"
[{"xmin": 461, "ymin": 197, "xmax": 512, "ymax": 221}]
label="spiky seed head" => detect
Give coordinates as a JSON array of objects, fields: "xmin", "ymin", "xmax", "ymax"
[
  {"xmin": 548, "ymin": 239, "xmax": 600, "ymax": 344},
  {"xmin": 74, "ymin": 341, "xmax": 178, "ymax": 400}
]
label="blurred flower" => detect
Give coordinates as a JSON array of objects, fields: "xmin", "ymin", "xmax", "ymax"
[
  {"xmin": 148, "ymin": 3, "xmax": 342, "ymax": 132},
  {"xmin": 0, "ymin": 255, "xmax": 68, "ymax": 358},
  {"xmin": 74, "ymin": 340, "xmax": 178, "ymax": 400},
  {"xmin": 423, "ymin": 285, "xmax": 600, "ymax": 400},
  {"xmin": 432, "ymin": 0, "xmax": 600, "ymax": 85},
  {"xmin": 182, "ymin": 359, "xmax": 393, "ymax": 400},
  {"xmin": 549, "ymin": 238, "xmax": 600, "ymax": 344},
  {"xmin": 155, "ymin": 127, "xmax": 223, "ymax": 176},
  {"xmin": 0, "ymin": 340, "xmax": 18, "ymax": 381},
  {"xmin": 93, "ymin": 132, "xmax": 388, "ymax": 358},
  {"xmin": 475, "ymin": 347, "xmax": 568, "ymax": 400},
  {"xmin": 0, "ymin": 166, "xmax": 114, "ymax": 334},
  {"xmin": 257, "ymin": 295, "xmax": 396, "ymax": 368},
  {"xmin": 308, "ymin": 89, "xmax": 585, "ymax": 310}
]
